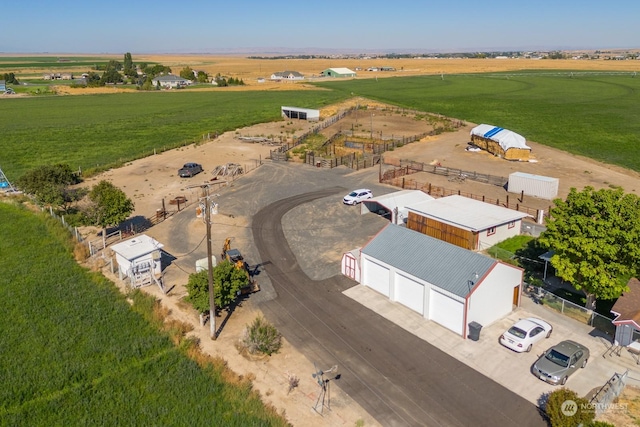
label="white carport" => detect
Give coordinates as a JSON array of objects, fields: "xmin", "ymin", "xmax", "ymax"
[
  {"xmin": 360, "ymin": 190, "xmax": 434, "ymax": 224},
  {"xmin": 355, "ymin": 224, "xmax": 523, "ymax": 338}
]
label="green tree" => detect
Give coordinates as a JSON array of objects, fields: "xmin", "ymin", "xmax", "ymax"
[
  {"xmin": 3, "ymin": 72, "xmax": 19, "ymax": 84},
  {"xmin": 196, "ymin": 71, "xmax": 209, "ymax": 83},
  {"xmin": 544, "ymin": 388, "xmax": 594, "ymax": 427},
  {"xmin": 100, "ymin": 68, "xmax": 123, "ymax": 84},
  {"xmin": 538, "ymin": 187, "xmax": 640, "ymax": 309},
  {"xmin": 16, "ymin": 164, "xmax": 83, "ymax": 211},
  {"xmin": 123, "ymin": 52, "xmax": 133, "ymax": 73},
  {"xmin": 85, "ymin": 180, "xmax": 134, "ymax": 230},
  {"xmin": 179, "ymin": 66, "xmax": 194, "ymax": 81},
  {"xmin": 185, "ymin": 261, "xmax": 248, "ymax": 313}
]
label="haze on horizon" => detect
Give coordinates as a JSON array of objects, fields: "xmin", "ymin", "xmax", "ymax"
[{"xmin": 2, "ymin": 0, "xmax": 638, "ymax": 54}]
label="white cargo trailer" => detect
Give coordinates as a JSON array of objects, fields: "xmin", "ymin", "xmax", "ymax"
[{"xmin": 508, "ymin": 172, "xmax": 559, "ymax": 200}]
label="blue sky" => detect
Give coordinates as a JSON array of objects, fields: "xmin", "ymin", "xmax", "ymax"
[{"xmin": 2, "ymin": 0, "xmax": 638, "ymax": 54}]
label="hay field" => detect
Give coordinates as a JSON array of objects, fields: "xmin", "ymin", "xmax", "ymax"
[{"xmin": 5, "ymin": 53, "xmax": 639, "ymax": 94}]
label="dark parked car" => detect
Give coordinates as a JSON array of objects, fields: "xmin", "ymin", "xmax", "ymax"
[
  {"xmin": 178, "ymin": 162, "xmax": 203, "ymax": 177},
  {"xmin": 531, "ymin": 340, "xmax": 589, "ymax": 385}
]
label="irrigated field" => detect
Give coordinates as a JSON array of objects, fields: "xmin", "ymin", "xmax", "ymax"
[
  {"xmin": 2, "ymin": 68, "xmax": 640, "ymax": 180},
  {"xmin": 0, "ymin": 202, "xmax": 288, "ymax": 426}
]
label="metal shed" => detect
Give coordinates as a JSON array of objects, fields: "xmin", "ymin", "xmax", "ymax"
[
  {"xmin": 508, "ymin": 172, "xmax": 559, "ymax": 200},
  {"xmin": 281, "ymin": 106, "xmax": 320, "ymax": 121}
]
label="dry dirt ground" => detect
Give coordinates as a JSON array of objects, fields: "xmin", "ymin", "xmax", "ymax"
[{"xmin": 82, "ymin": 102, "xmax": 640, "ymax": 427}]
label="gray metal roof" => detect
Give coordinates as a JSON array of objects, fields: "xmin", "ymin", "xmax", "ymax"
[{"xmin": 361, "ymin": 224, "xmax": 496, "ymax": 298}]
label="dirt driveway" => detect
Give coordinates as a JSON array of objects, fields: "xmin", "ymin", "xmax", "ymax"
[{"xmin": 89, "ymin": 106, "xmax": 640, "ymax": 427}]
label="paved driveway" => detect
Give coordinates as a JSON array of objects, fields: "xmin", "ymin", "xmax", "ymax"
[{"xmin": 251, "ymin": 184, "xmax": 545, "ymax": 426}]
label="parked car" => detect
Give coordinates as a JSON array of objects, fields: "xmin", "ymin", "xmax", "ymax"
[
  {"xmin": 499, "ymin": 317, "xmax": 552, "ymax": 353},
  {"xmin": 343, "ymin": 189, "xmax": 373, "ymax": 205},
  {"xmin": 178, "ymin": 162, "xmax": 203, "ymax": 177},
  {"xmin": 531, "ymin": 340, "xmax": 589, "ymax": 385}
]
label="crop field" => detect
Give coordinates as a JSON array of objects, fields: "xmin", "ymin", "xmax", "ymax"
[
  {"xmin": 0, "ymin": 90, "xmax": 347, "ymax": 179},
  {"xmin": 0, "ymin": 202, "xmax": 288, "ymax": 426},
  {"xmin": 2, "ymin": 70, "xmax": 640, "ymax": 181},
  {"xmin": 313, "ymin": 72, "xmax": 640, "ymax": 172},
  {"xmin": 0, "ymin": 56, "xmax": 113, "ymax": 71}
]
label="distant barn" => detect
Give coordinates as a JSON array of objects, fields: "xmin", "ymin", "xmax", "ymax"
[
  {"xmin": 470, "ymin": 124, "xmax": 531, "ymax": 161},
  {"xmin": 281, "ymin": 106, "xmax": 320, "ymax": 121}
]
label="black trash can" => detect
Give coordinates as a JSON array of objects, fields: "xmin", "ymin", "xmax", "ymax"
[{"xmin": 468, "ymin": 321, "xmax": 482, "ymax": 341}]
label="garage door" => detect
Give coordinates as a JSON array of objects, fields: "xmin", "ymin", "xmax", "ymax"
[
  {"xmin": 429, "ymin": 289, "xmax": 464, "ymax": 335},
  {"xmin": 395, "ymin": 273, "xmax": 424, "ymax": 314},
  {"xmin": 363, "ymin": 259, "xmax": 390, "ymax": 297}
]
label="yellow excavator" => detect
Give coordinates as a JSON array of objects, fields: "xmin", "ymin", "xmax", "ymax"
[{"xmin": 221, "ymin": 238, "xmax": 259, "ymax": 294}]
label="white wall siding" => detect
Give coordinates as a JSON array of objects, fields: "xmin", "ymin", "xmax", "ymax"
[
  {"xmin": 467, "ymin": 263, "xmax": 522, "ymax": 328},
  {"xmin": 477, "ymin": 220, "xmax": 522, "ymax": 250}
]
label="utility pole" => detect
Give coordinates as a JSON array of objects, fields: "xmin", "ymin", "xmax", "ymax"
[
  {"xmin": 188, "ymin": 182, "xmax": 225, "ymax": 340},
  {"xmin": 203, "ymin": 185, "xmax": 216, "ymax": 340}
]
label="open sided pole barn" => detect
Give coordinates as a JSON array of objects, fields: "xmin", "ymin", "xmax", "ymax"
[{"xmin": 281, "ymin": 106, "xmax": 320, "ymax": 121}]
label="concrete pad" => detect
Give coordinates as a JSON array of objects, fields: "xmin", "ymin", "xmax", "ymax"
[{"xmin": 343, "ymin": 284, "xmax": 640, "ymax": 405}]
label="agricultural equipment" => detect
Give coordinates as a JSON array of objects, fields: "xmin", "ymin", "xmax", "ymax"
[{"xmin": 221, "ymin": 238, "xmax": 259, "ymax": 295}]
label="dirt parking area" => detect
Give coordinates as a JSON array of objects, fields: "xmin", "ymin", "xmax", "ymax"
[{"xmin": 86, "ymin": 104, "xmax": 640, "ymax": 427}]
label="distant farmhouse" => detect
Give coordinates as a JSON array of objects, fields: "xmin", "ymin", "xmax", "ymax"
[
  {"xmin": 151, "ymin": 74, "xmax": 192, "ymax": 89},
  {"xmin": 43, "ymin": 73, "xmax": 74, "ymax": 80},
  {"xmin": 320, "ymin": 67, "xmax": 357, "ymax": 78},
  {"xmin": 270, "ymin": 71, "xmax": 304, "ymax": 81}
]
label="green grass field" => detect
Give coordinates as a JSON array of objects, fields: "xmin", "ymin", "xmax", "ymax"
[
  {"xmin": 0, "ymin": 56, "xmax": 112, "ymax": 70},
  {"xmin": 2, "ymin": 71, "xmax": 640, "ymax": 181},
  {"xmin": 0, "ymin": 90, "xmax": 347, "ymax": 180},
  {"xmin": 0, "ymin": 202, "xmax": 288, "ymax": 426},
  {"xmin": 315, "ymin": 72, "xmax": 640, "ymax": 171}
]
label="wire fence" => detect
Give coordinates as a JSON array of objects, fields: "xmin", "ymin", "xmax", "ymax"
[
  {"xmin": 589, "ymin": 370, "xmax": 628, "ymax": 416},
  {"xmin": 523, "ymin": 285, "xmax": 615, "ymax": 336}
]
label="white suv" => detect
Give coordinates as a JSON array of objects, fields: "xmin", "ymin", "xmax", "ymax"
[{"xmin": 343, "ymin": 189, "xmax": 373, "ymax": 205}]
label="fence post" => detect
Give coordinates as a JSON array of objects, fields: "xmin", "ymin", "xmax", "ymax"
[{"xmin": 562, "ymin": 300, "xmax": 565, "ymax": 314}]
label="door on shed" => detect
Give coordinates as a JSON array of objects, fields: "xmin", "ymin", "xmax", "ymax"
[
  {"xmin": 429, "ymin": 289, "xmax": 464, "ymax": 335},
  {"xmin": 395, "ymin": 273, "xmax": 425, "ymax": 314},
  {"xmin": 363, "ymin": 259, "xmax": 390, "ymax": 297}
]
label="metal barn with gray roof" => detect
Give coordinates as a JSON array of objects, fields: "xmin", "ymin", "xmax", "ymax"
[{"xmin": 343, "ymin": 224, "xmax": 523, "ymax": 338}]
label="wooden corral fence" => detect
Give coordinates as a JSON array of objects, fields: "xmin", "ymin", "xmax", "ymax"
[
  {"xmin": 383, "ymin": 159, "xmax": 507, "ymax": 187},
  {"xmin": 305, "ymin": 152, "xmax": 382, "ymax": 170},
  {"xmin": 381, "ymin": 173, "xmax": 548, "ymax": 221}
]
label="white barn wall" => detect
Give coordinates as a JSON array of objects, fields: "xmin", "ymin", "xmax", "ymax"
[
  {"xmin": 467, "ymin": 263, "xmax": 522, "ymax": 329},
  {"xmin": 477, "ymin": 219, "xmax": 523, "ymax": 250}
]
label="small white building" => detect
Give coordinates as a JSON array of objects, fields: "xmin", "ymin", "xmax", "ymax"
[
  {"xmin": 344, "ymin": 224, "xmax": 522, "ymax": 338},
  {"xmin": 508, "ymin": 172, "xmax": 559, "ymax": 200},
  {"xmin": 110, "ymin": 234, "xmax": 164, "ymax": 290},
  {"xmin": 406, "ymin": 195, "xmax": 530, "ymax": 251}
]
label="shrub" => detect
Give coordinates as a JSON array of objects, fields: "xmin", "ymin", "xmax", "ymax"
[
  {"xmin": 242, "ymin": 316, "xmax": 282, "ymax": 356},
  {"xmin": 543, "ymin": 388, "xmax": 594, "ymax": 427}
]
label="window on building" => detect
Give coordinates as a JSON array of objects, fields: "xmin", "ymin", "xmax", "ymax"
[
  {"xmin": 487, "ymin": 226, "xmax": 496, "ymax": 236},
  {"xmin": 508, "ymin": 221, "xmax": 515, "ymax": 229}
]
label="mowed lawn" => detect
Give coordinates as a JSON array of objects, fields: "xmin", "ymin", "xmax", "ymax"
[
  {"xmin": 315, "ymin": 72, "xmax": 640, "ymax": 172},
  {"xmin": 0, "ymin": 90, "xmax": 347, "ymax": 180},
  {"xmin": 0, "ymin": 202, "xmax": 288, "ymax": 426}
]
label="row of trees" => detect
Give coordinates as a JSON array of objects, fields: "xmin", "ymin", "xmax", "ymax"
[{"xmin": 17, "ymin": 164, "xmax": 133, "ymax": 233}]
